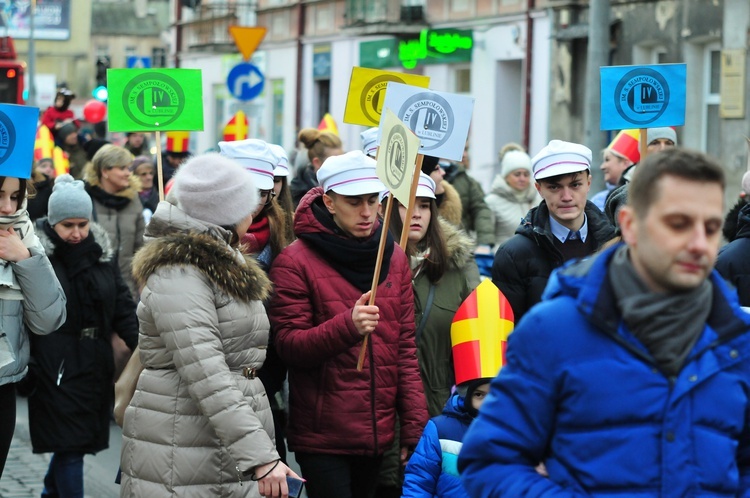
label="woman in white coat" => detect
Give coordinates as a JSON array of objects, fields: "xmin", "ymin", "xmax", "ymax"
[
  {"xmin": 0, "ymin": 174, "xmax": 66, "ymax": 478},
  {"xmin": 485, "ymin": 146, "xmax": 541, "ymax": 248}
]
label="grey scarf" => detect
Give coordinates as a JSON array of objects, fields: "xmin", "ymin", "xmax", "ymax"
[{"xmin": 608, "ymin": 246, "xmax": 712, "ymax": 377}]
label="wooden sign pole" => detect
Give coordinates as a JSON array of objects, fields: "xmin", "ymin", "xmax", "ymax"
[
  {"xmin": 639, "ymin": 128, "xmax": 648, "ymax": 165},
  {"xmin": 155, "ymin": 130, "xmax": 165, "ymax": 201},
  {"xmin": 356, "ymin": 192, "xmax": 394, "ymax": 371}
]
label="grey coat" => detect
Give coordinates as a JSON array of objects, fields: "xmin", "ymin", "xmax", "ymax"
[
  {"xmin": 84, "ymin": 169, "xmax": 145, "ymax": 299},
  {"xmin": 0, "ymin": 244, "xmax": 67, "ymax": 386},
  {"xmin": 120, "ymin": 202, "xmax": 278, "ymax": 498}
]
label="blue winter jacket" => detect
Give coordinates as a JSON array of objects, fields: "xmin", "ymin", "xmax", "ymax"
[
  {"xmin": 404, "ymin": 393, "xmax": 473, "ymax": 497},
  {"xmin": 458, "ymin": 243, "xmax": 750, "ymax": 497}
]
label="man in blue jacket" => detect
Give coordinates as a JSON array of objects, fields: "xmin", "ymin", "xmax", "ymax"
[{"xmin": 459, "ymin": 148, "xmax": 750, "ymax": 497}]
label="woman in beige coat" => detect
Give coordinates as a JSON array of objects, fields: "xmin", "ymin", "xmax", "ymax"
[{"xmin": 120, "ymin": 154, "xmax": 300, "ymax": 498}]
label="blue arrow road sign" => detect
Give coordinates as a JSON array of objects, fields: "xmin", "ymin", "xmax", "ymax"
[
  {"xmin": 227, "ymin": 62, "xmax": 265, "ymax": 102},
  {"xmin": 127, "ymin": 56, "xmax": 152, "ymax": 69}
]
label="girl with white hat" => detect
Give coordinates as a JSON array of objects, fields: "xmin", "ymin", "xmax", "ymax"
[
  {"xmin": 376, "ymin": 173, "xmax": 480, "ymax": 496},
  {"xmin": 219, "ymin": 139, "xmax": 295, "ymax": 272}
]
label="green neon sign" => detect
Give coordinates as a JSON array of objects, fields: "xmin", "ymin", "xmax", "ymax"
[{"xmin": 398, "ymin": 29, "xmax": 473, "ymax": 69}]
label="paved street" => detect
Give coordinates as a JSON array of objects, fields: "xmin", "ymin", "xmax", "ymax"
[
  {"xmin": 1, "ymin": 395, "xmax": 306, "ymax": 498},
  {"xmin": 0, "ymin": 395, "xmax": 121, "ymax": 498}
]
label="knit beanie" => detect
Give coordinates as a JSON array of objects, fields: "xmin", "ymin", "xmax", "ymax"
[
  {"xmin": 646, "ymin": 127, "xmax": 677, "ymax": 145},
  {"xmin": 500, "ymin": 150, "xmax": 532, "ymax": 179},
  {"xmin": 420, "ymin": 155, "xmax": 440, "ymax": 175},
  {"xmin": 48, "ymin": 174, "xmax": 93, "ymax": 225},
  {"xmin": 742, "ymin": 171, "xmax": 750, "ymax": 196},
  {"xmin": 172, "ymin": 153, "xmax": 258, "ymax": 227}
]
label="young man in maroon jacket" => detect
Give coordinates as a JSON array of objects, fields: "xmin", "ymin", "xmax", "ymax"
[{"xmin": 269, "ymin": 150, "xmax": 429, "ymax": 498}]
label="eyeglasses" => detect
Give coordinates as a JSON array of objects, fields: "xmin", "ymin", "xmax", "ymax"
[{"xmin": 259, "ymin": 189, "xmax": 276, "ymax": 206}]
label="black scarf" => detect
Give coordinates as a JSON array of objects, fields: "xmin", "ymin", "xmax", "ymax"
[
  {"xmin": 298, "ymin": 198, "xmax": 394, "ymax": 292},
  {"xmin": 608, "ymin": 245, "xmax": 712, "ymax": 377},
  {"xmin": 44, "ymin": 221, "xmax": 104, "ymax": 334},
  {"xmin": 86, "ymin": 184, "xmax": 131, "ymax": 211}
]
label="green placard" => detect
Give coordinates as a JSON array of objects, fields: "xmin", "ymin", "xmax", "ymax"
[{"xmin": 107, "ymin": 68, "xmax": 204, "ymax": 132}]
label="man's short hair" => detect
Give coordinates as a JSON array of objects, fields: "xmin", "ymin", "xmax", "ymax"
[{"xmin": 628, "ymin": 149, "xmax": 725, "ymax": 217}]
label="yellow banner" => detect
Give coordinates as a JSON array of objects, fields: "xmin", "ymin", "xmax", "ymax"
[
  {"xmin": 376, "ymin": 108, "xmax": 420, "ymax": 206},
  {"xmin": 343, "ymin": 67, "xmax": 430, "ymax": 127}
]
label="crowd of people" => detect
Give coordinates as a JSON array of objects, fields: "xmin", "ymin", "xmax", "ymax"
[{"xmin": 1, "ymin": 101, "xmax": 750, "ymax": 498}]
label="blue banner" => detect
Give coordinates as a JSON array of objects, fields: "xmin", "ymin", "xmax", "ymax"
[
  {"xmin": 600, "ymin": 64, "xmax": 686, "ymax": 131},
  {"xmin": 0, "ymin": 104, "xmax": 38, "ymax": 178}
]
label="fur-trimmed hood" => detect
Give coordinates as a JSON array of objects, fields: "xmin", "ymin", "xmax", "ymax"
[
  {"xmin": 439, "ymin": 181, "xmax": 463, "ymax": 227},
  {"xmin": 440, "ymin": 217, "xmax": 475, "ymax": 270},
  {"xmin": 36, "ymin": 219, "xmax": 115, "ymax": 263},
  {"xmin": 83, "ymin": 162, "xmax": 141, "ymax": 200},
  {"xmin": 133, "ymin": 202, "xmax": 271, "ymax": 303}
]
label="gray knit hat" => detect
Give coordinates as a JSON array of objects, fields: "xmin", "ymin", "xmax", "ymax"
[
  {"xmin": 48, "ymin": 174, "xmax": 93, "ymax": 225},
  {"xmin": 172, "ymin": 153, "xmax": 258, "ymax": 227}
]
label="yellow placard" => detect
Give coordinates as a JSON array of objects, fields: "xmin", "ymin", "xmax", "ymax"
[
  {"xmin": 376, "ymin": 108, "xmax": 420, "ymax": 206},
  {"xmin": 229, "ymin": 26, "xmax": 267, "ymax": 60},
  {"xmin": 343, "ymin": 67, "xmax": 430, "ymax": 127}
]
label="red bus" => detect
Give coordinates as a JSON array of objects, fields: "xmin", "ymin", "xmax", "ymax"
[{"xmin": 0, "ymin": 37, "xmax": 25, "ymax": 105}]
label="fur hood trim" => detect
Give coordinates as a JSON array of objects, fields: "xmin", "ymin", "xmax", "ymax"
[
  {"xmin": 439, "ymin": 181, "xmax": 463, "ymax": 227},
  {"xmin": 440, "ymin": 217, "xmax": 475, "ymax": 269},
  {"xmin": 132, "ymin": 231, "xmax": 272, "ymax": 303},
  {"xmin": 36, "ymin": 220, "xmax": 115, "ymax": 263},
  {"xmin": 84, "ymin": 163, "xmax": 141, "ymax": 200}
]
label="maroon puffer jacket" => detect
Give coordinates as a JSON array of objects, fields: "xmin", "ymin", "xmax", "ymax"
[{"xmin": 268, "ymin": 187, "xmax": 429, "ymax": 456}]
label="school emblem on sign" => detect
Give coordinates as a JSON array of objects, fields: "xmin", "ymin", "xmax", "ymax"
[
  {"xmin": 122, "ymin": 72, "xmax": 186, "ymax": 128},
  {"xmin": 398, "ymin": 92, "xmax": 454, "ymax": 151},
  {"xmin": 384, "ymin": 125, "xmax": 409, "ymax": 190},
  {"xmin": 0, "ymin": 112, "xmax": 16, "ymax": 166},
  {"xmin": 361, "ymin": 75, "xmax": 407, "ymax": 124},
  {"xmin": 614, "ymin": 68, "xmax": 670, "ymax": 126}
]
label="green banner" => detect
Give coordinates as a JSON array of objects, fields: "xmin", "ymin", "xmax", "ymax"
[{"xmin": 107, "ymin": 69, "xmax": 204, "ymax": 132}]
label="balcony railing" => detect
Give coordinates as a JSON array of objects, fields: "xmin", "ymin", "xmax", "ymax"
[
  {"xmin": 179, "ymin": 2, "xmax": 257, "ymax": 52},
  {"xmin": 344, "ymin": 0, "xmax": 426, "ymax": 34}
]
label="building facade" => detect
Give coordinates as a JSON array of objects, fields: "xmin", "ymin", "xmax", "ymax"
[{"xmin": 172, "ymin": 0, "xmax": 749, "ymax": 200}]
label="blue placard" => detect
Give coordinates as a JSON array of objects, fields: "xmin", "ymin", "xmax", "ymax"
[
  {"xmin": 227, "ymin": 62, "xmax": 265, "ymax": 102},
  {"xmin": 126, "ymin": 56, "xmax": 152, "ymax": 69},
  {"xmin": 600, "ymin": 63, "xmax": 686, "ymax": 131},
  {"xmin": 0, "ymin": 104, "xmax": 38, "ymax": 179}
]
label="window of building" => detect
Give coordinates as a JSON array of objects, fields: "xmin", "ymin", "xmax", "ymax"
[
  {"xmin": 315, "ymin": 79, "xmax": 331, "ymax": 122},
  {"xmin": 651, "ymin": 47, "xmax": 667, "ymax": 64},
  {"xmin": 152, "ymin": 47, "xmax": 166, "ymax": 68},
  {"xmin": 454, "ymin": 66, "xmax": 471, "ymax": 94},
  {"xmin": 702, "ymin": 43, "xmax": 721, "ymax": 158},
  {"xmin": 451, "ymin": 0, "xmax": 469, "ymax": 12},
  {"xmin": 271, "ymin": 11, "xmax": 288, "ymax": 36}
]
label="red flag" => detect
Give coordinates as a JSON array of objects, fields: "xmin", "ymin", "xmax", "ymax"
[
  {"xmin": 34, "ymin": 125, "xmax": 54, "ymax": 161},
  {"xmin": 223, "ymin": 111, "xmax": 249, "ymax": 142},
  {"xmin": 451, "ymin": 280, "xmax": 514, "ymax": 385},
  {"xmin": 317, "ymin": 113, "xmax": 339, "ymax": 136}
]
